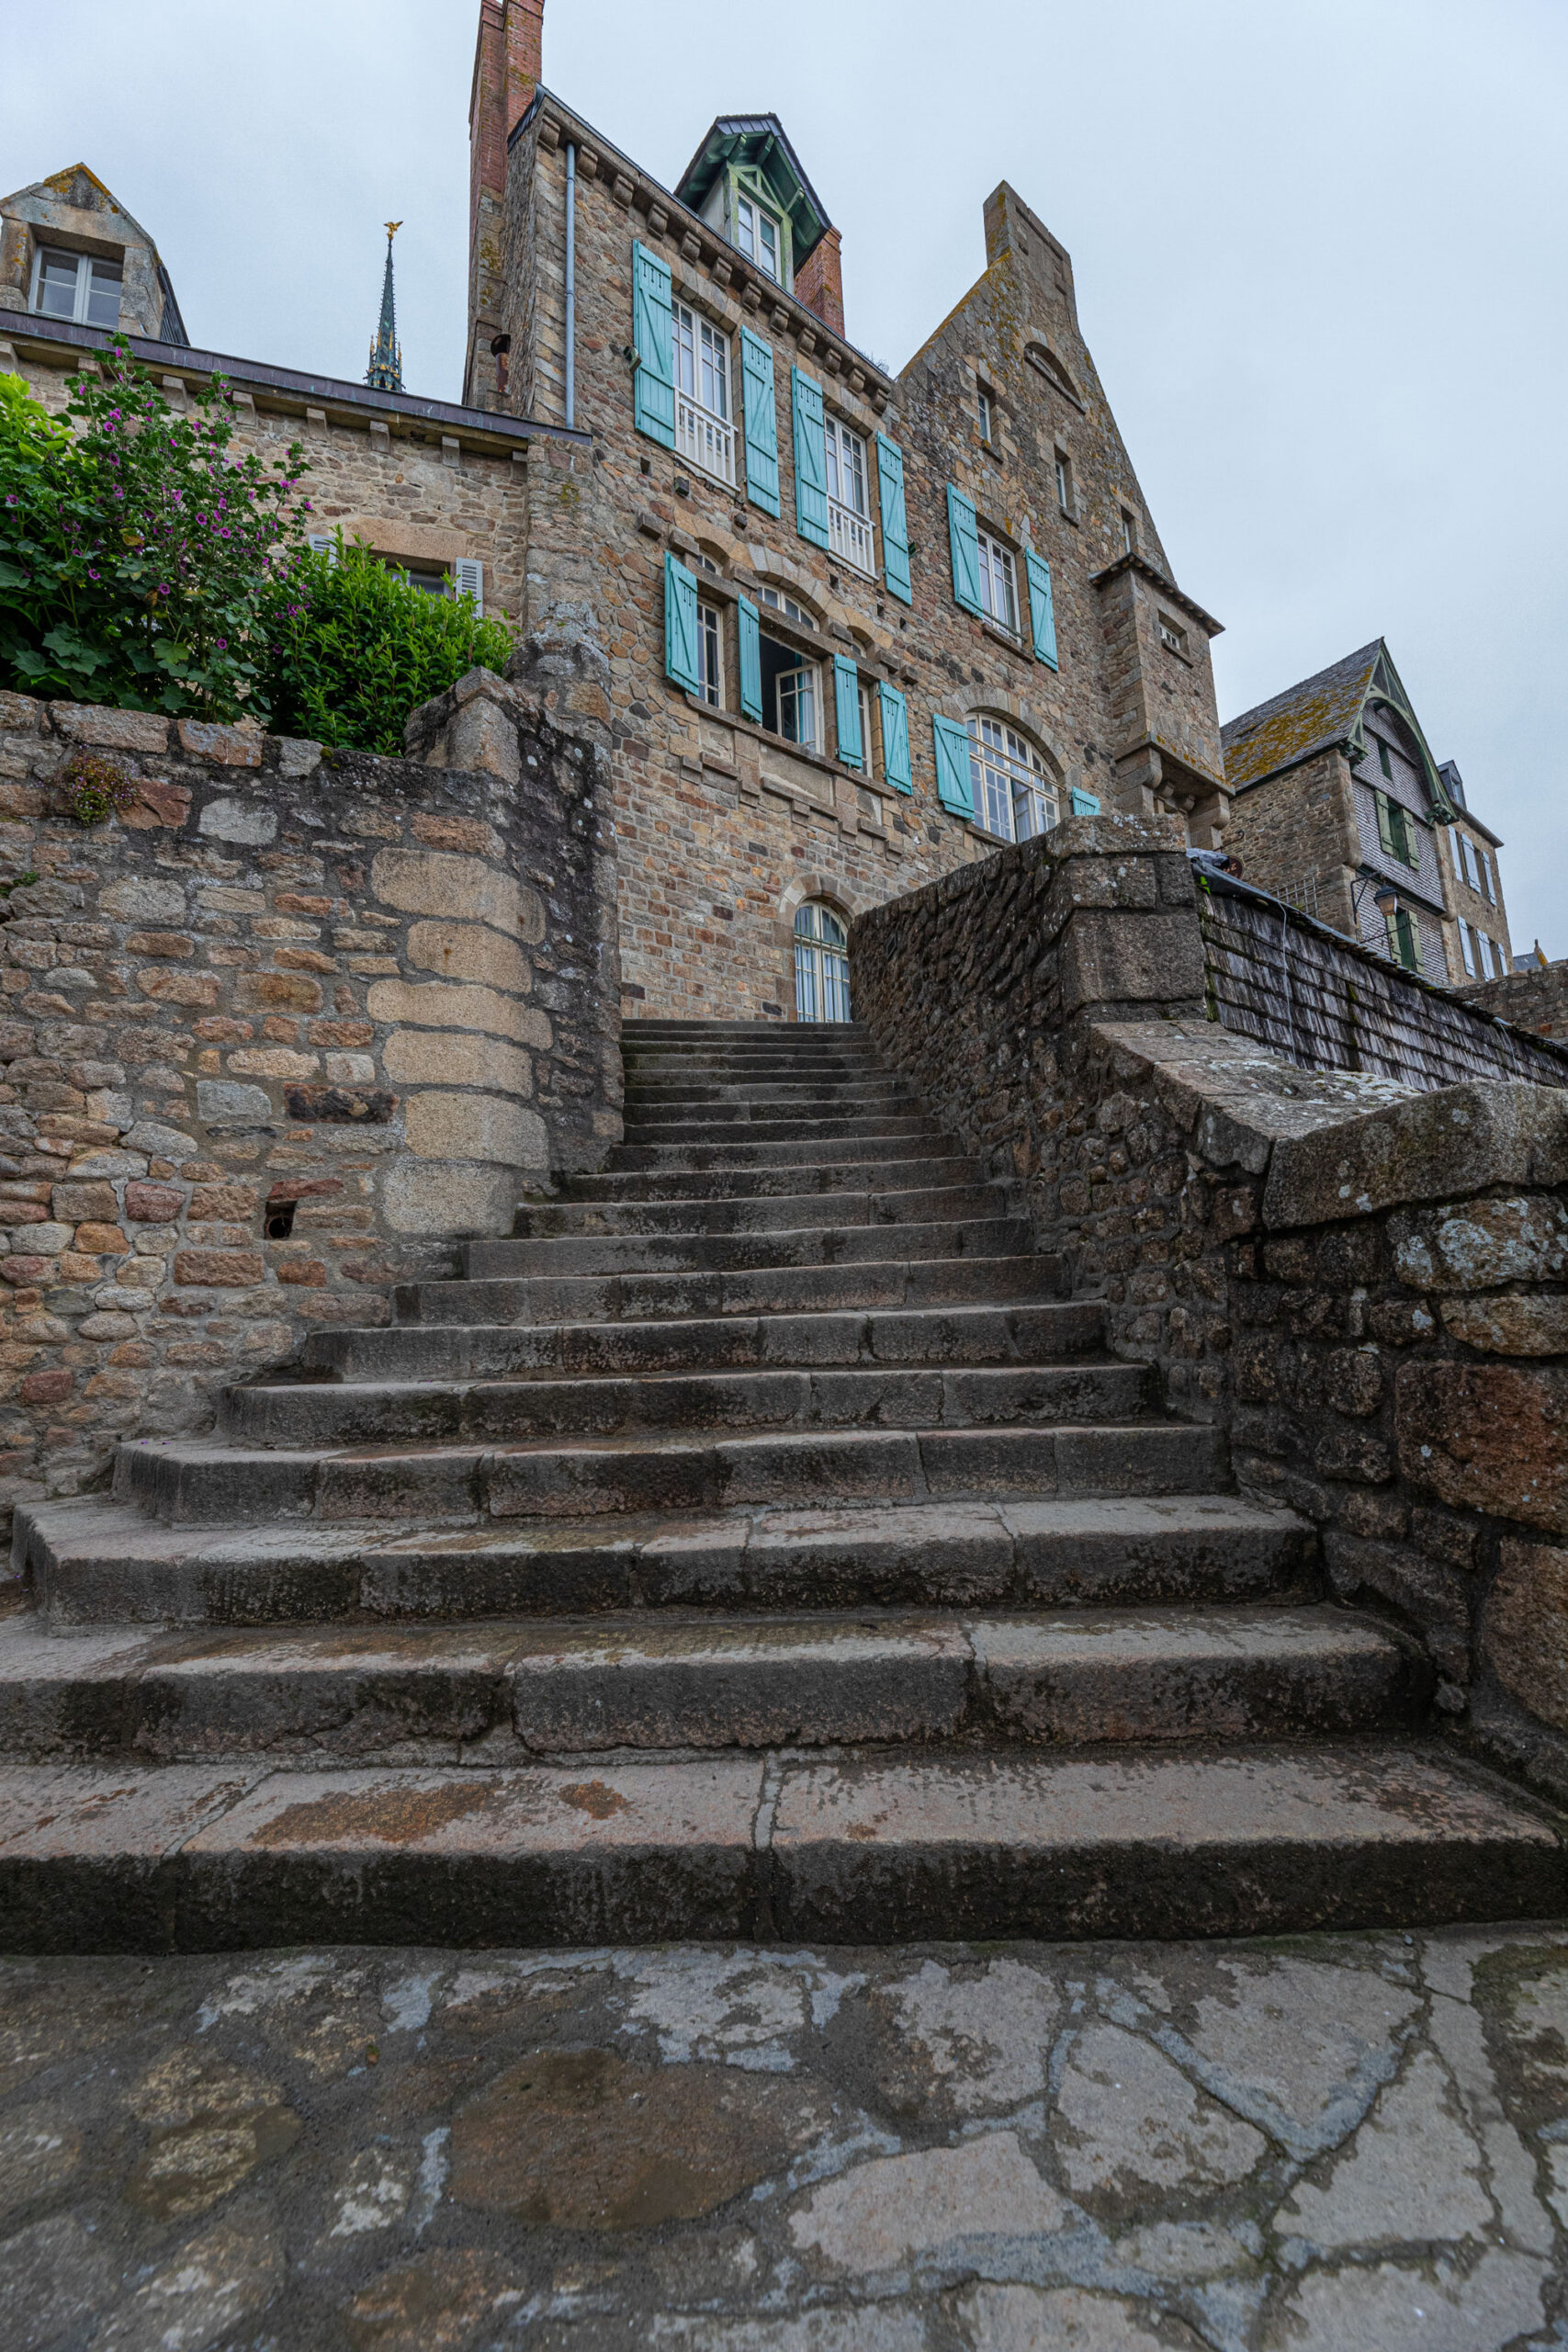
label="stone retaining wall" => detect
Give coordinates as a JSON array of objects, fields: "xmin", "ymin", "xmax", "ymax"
[
  {"xmin": 0, "ymin": 662, "xmax": 617, "ymax": 1527},
  {"xmin": 851, "ymin": 819, "xmax": 1568, "ymax": 1796},
  {"xmin": 1461, "ymin": 956, "xmax": 1568, "ymax": 1044}
]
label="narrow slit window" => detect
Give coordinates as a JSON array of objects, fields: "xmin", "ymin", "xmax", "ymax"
[
  {"xmin": 697, "ymin": 602, "xmax": 723, "ymax": 708},
  {"xmin": 977, "ymin": 387, "xmax": 995, "ymax": 445},
  {"xmin": 1055, "ymin": 450, "xmax": 1074, "ymax": 514},
  {"xmin": 976, "ymin": 528, "xmax": 1019, "ymax": 634}
]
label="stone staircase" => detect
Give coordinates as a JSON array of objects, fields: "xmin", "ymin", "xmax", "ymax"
[{"xmin": 0, "ymin": 1020, "xmax": 1560, "ymax": 1951}]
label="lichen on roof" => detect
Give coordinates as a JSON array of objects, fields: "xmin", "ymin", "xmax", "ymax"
[{"xmin": 1221, "ymin": 642, "xmax": 1382, "ymax": 791}]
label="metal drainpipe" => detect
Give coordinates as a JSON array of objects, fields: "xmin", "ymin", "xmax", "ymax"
[{"xmin": 564, "ymin": 141, "xmax": 577, "ymax": 430}]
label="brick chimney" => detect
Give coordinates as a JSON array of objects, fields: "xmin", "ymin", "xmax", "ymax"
[
  {"xmin": 467, "ymin": 0, "xmax": 545, "ymax": 405},
  {"xmin": 795, "ymin": 227, "xmax": 844, "ymax": 341}
]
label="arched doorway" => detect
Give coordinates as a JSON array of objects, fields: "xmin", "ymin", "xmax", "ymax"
[{"xmin": 794, "ymin": 901, "xmax": 852, "ymax": 1023}]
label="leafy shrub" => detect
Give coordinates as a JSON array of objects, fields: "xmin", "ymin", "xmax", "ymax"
[
  {"xmin": 0, "ymin": 341, "xmax": 309, "ymax": 718},
  {"xmin": 258, "ymin": 536, "xmax": 514, "ymax": 757}
]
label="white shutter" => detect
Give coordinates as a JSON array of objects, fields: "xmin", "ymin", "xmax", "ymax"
[
  {"xmin": 454, "ymin": 558, "xmax": 484, "ymax": 613},
  {"xmin": 307, "ymin": 533, "xmax": 336, "ymax": 564}
]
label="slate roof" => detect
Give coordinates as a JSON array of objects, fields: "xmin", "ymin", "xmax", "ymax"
[{"xmin": 1221, "ymin": 642, "xmax": 1382, "ymax": 792}]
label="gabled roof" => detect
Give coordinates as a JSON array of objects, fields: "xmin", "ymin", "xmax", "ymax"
[
  {"xmin": 1223, "ymin": 638, "xmax": 1455, "ymax": 819},
  {"xmin": 673, "ymin": 116, "xmax": 831, "ymax": 264},
  {"xmin": 0, "ymin": 164, "xmax": 187, "ymax": 345}
]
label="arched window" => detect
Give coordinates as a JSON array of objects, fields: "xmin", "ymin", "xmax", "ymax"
[
  {"xmin": 794, "ymin": 902, "xmax": 852, "ymax": 1023},
  {"xmin": 966, "ymin": 717, "xmax": 1059, "ymax": 842}
]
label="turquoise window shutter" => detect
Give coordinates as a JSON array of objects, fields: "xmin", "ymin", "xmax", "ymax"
[
  {"xmin": 876, "ymin": 434, "xmax": 912, "ymax": 605},
  {"xmin": 1069, "ymin": 786, "xmax": 1100, "ymax": 816},
  {"xmin": 738, "ymin": 594, "xmax": 762, "ymax": 722},
  {"xmin": 879, "ymin": 684, "xmax": 911, "ymax": 793},
  {"xmin": 834, "ymin": 656, "xmax": 863, "ymax": 768},
  {"xmin": 932, "ymin": 715, "xmax": 975, "ymax": 818},
  {"xmin": 947, "ymin": 485, "xmax": 982, "ymax": 616},
  {"xmin": 1025, "ymin": 550, "xmax": 1058, "ymax": 669},
  {"xmin": 740, "ymin": 330, "xmax": 780, "ymax": 517},
  {"xmin": 664, "ymin": 554, "xmax": 700, "ymax": 694},
  {"xmin": 792, "ymin": 368, "xmax": 829, "ymax": 548},
  {"xmin": 632, "ymin": 241, "xmax": 675, "ymax": 449}
]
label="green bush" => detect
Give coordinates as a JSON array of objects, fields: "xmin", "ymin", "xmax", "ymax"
[
  {"xmin": 258, "ymin": 537, "xmax": 515, "ymax": 756},
  {"xmin": 0, "ymin": 342, "xmax": 308, "ymax": 717}
]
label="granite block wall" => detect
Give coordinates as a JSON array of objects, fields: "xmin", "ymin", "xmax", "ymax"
[{"xmin": 0, "ymin": 666, "xmax": 617, "ymax": 1527}]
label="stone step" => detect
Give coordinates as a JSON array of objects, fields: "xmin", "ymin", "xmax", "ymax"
[
  {"xmin": 0, "ymin": 1604, "xmax": 1426, "ymax": 1765},
  {"xmin": 564, "ymin": 1156, "xmax": 981, "ymax": 1201},
  {"xmin": 626, "ymin": 1020, "xmax": 866, "ymax": 1038},
  {"xmin": 112, "ymin": 1420, "xmax": 1229, "ymax": 1529},
  {"xmin": 470, "ymin": 1216, "xmax": 1034, "ymax": 1276},
  {"xmin": 220, "ymin": 1361, "xmax": 1157, "ymax": 1450},
  {"xmin": 310, "ymin": 1302, "xmax": 1106, "ymax": 1384},
  {"xmin": 624, "ymin": 1080, "xmax": 917, "ymax": 1104},
  {"xmin": 606, "ymin": 1132, "xmax": 948, "ymax": 1173},
  {"xmin": 398, "ymin": 1258, "xmax": 1064, "ymax": 1332},
  {"xmin": 513, "ymin": 1185, "xmax": 1017, "ymax": 1238},
  {"xmin": 619, "ymin": 1114, "xmax": 947, "ymax": 1146},
  {"xmin": 18, "ymin": 1493, "xmax": 1316, "ymax": 1627},
  {"xmin": 1, "ymin": 1742, "xmax": 1557, "ymax": 1952}
]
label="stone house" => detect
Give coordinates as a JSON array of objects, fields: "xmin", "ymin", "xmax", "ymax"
[
  {"xmin": 0, "ymin": 164, "xmax": 187, "ymax": 345},
  {"xmin": 1222, "ymin": 639, "xmax": 1513, "ymax": 989}
]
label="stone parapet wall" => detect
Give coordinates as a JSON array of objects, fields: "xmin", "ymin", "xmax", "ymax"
[
  {"xmin": 0, "ymin": 669, "xmax": 617, "ymax": 1527},
  {"xmin": 1461, "ymin": 958, "xmax": 1568, "ymax": 1044},
  {"xmin": 852, "ymin": 819, "xmax": 1568, "ymax": 1795}
]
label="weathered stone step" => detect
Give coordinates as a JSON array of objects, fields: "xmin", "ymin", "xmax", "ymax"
[
  {"xmin": 20, "ymin": 1494, "xmax": 1311, "ymax": 1628},
  {"xmin": 564, "ymin": 1156, "xmax": 981, "ymax": 1201},
  {"xmin": 221, "ymin": 1361, "xmax": 1156, "ymax": 1449},
  {"xmin": 399, "ymin": 1257, "xmax": 1062, "ymax": 1333},
  {"xmin": 513, "ymin": 1184, "xmax": 1016, "ymax": 1238},
  {"xmin": 472, "ymin": 1215, "xmax": 1032, "ymax": 1277},
  {"xmin": 620, "ymin": 1114, "xmax": 946, "ymax": 1146},
  {"xmin": 624, "ymin": 1080, "xmax": 917, "ymax": 1104},
  {"xmin": 112, "ymin": 1420, "xmax": 1228, "ymax": 1528},
  {"xmin": 1, "ymin": 1743, "xmax": 1556, "ymax": 1952},
  {"xmin": 310, "ymin": 1302, "xmax": 1105, "ymax": 1384},
  {"xmin": 0, "ymin": 1605, "xmax": 1426, "ymax": 1765},
  {"xmin": 607, "ymin": 1132, "xmax": 947, "ymax": 1173},
  {"xmin": 626, "ymin": 1019, "xmax": 864, "ymax": 1038}
]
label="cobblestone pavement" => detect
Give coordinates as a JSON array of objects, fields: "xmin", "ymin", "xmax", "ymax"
[{"xmin": 6, "ymin": 1927, "xmax": 1568, "ymax": 2350}]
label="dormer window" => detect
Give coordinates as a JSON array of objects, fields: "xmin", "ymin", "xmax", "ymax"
[
  {"xmin": 736, "ymin": 196, "xmax": 780, "ymax": 282},
  {"xmin": 31, "ymin": 246, "xmax": 122, "ymax": 328}
]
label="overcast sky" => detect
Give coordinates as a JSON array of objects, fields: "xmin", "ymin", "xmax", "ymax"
[{"xmin": 6, "ymin": 0, "xmax": 1565, "ymax": 954}]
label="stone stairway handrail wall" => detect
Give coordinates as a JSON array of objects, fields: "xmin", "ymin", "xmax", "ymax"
[
  {"xmin": 850, "ymin": 815, "xmax": 1568, "ymax": 1804},
  {"xmin": 0, "ymin": 666, "xmax": 621, "ymax": 1539}
]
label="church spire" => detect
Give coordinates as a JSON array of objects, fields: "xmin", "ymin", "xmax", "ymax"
[{"xmin": 366, "ymin": 221, "xmax": 404, "ymax": 392}]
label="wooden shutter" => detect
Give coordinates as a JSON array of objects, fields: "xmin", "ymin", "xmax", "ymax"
[
  {"xmin": 932, "ymin": 715, "xmax": 975, "ymax": 818},
  {"xmin": 878, "ymin": 684, "xmax": 911, "ymax": 793},
  {"xmin": 454, "ymin": 558, "xmax": 483, "ymax": 613},
  {"xmin": 792, "ymin": 368, "xmax": 829, "ymax": 548},
  {"xmin": 1375, "ymin": 790, "xmax": 1398, "ymax": 859},
  {"xmin": 632, "ymin": 241, "xmax": 676, "ymax": 449},
  {"xmin": 876, "ymin": 434, "xmax": 912, "ymax": 605},
  {"xmin": 664, "ymin": 554, "xmax": 700, "ymax": 694},
  {"xmin": 1025, "ymin": 550, "xmax": 1057, "ymax": 669},
  {"xmin": 1069, "ymin": 787, "xmax": 1100, "ymax": 816},
  {"xmin": 738, "ymin": 594, "xmax": 762, "ymax": 722},
  {"xmin": 307, "ymin": 533, "xmax": 337, "ymax": 563},
  {"xmin": 946, "ymin": 486, "xmax": 982, "ymax": 616},
  {"xmin": 740, "ymin": 330, "xmax": 780, "ymax": 517},
  {"xmin": 833, "ymin": 656, "xmax": 862, "ymax": 768}
]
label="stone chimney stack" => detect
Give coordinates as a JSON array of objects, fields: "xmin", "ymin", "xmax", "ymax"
[
  {"xmin": 467, "ymin": 0, "xmax": 546, "ymax": 406},
  {"xmin": 795, "ymin": 226, "xmax": 844, "ymax": 341}
]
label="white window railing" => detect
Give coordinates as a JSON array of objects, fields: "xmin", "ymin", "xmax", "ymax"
[
  {"xmin": 827, "ymin": 496, "xmax": 875, "ymax": 576},
  {"xmin": 676, "ymin": 394, "xmax": 736, "ymax": 487}
]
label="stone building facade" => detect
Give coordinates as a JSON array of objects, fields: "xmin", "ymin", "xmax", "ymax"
[{"xmin": 1222, "ymin": 639, "xmax": 1514, "ymax": 989}]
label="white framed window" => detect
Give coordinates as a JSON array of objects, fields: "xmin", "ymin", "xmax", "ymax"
[
  {"xmin": 1055, "ymin": 450, "xmax": 1074, "ymax": 515},
  {"xmin": 824, "ymin": 415, "xmax": 875, "ymax": 576},
  {"xmin": 30, "ymin": 246, "xmax": 122, "ymax": 328},
  {"xmin": 858, "ymin": 680, "xmax": 877, "ymax": 780},
  {"xmin": 1157, "ymin": 613, "xmax": 1188, "ymax": 655},
  {"xmin": 966, "ymin": 716, "xmax": 1059, "ymax": 843},
  {"xmin": 761, "ymin": 635, "xmax": 819, "ymax": 752},
  {"xmin": 697, "ymin": 602, "xmax": 723, "ymax": 709},
  {"xmin": 759, "ymin": 585, "xmax": 817, "ymax": 629},
  {"xmin": 795, "ymin": 901, "xmax": 851, "ymax": 1023},
  {"xmin": 671, "ymin": 300, "xmax": 735, "ymax": 485},
  {"xmin": 736, "ymin": 195, "xmax": 780, "ymax": 282},
  {"xmin": 976, "ymin": 527, "xmax": 1019, "ymax": 635},
  {"xmin": 977, "ymin": 387, "xmax": 995, "ymax": 446},
  {"xmin": 1120, "ymin": 507, "xmax": 1138, "ymax": 555}
]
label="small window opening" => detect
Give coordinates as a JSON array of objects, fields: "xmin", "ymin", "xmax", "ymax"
[
  {"xmin": 1157, "ymin": 613, "xmax": 1188, "ymax": 656},
  {"xmin": 1055, "ymin": 450, "xmax": 1074, "ymax": 515},
  {"xmin": 1377, "ymin": 738, "xmax": 1393, "ymax": 780},
  {"xmin": 265, "ymin": 1200, "xmax": 298, "ymax": 1240},
  {"xmin": 977, "ymin": 387, "xmax": 995, "ymax": 445},
  {"xmin": 1120, "ymin": 507, "xmax": 1138, "ymax": 555}
]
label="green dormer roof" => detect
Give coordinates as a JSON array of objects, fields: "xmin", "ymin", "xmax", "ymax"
[{"xmin": 673, "ymin": 116, "xmax": 832, "ymax": 266}]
